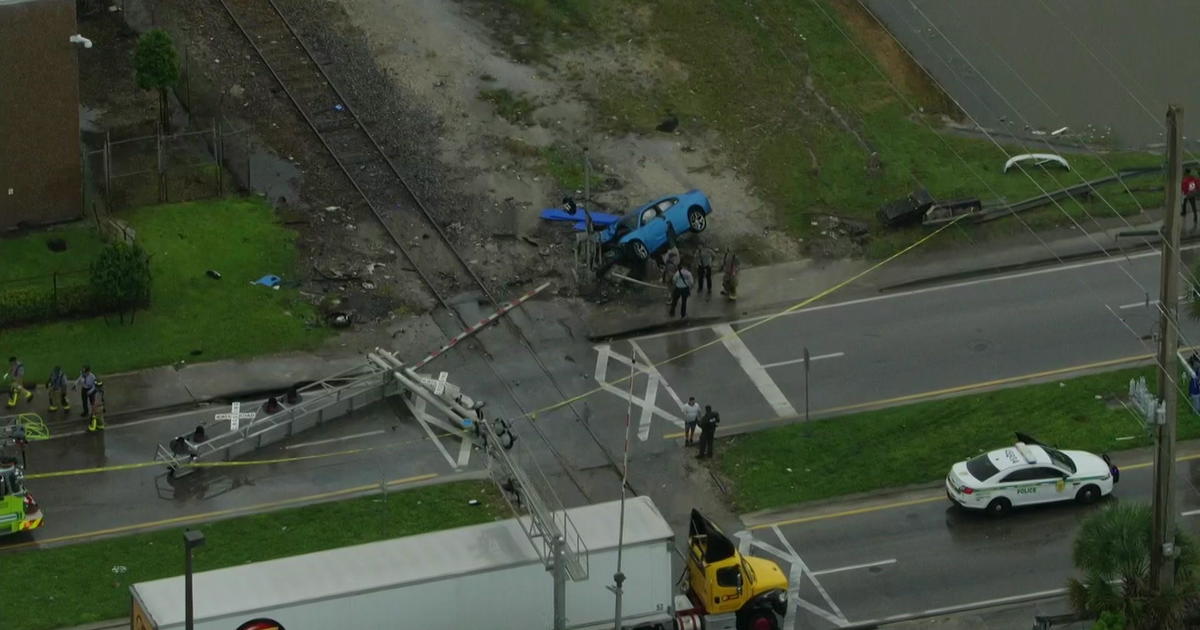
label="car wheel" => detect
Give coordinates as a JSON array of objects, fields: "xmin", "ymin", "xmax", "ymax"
[
  {"xmin": 1075, "ymin": 484, "xmax": 1101, "ymax": 505},
  {"xmin": 627, "ymin": 240, "xmax": 650, "ymax": 261},
  {"xmin": 687, "ymin": 207, "xmax": 707, "ymax": 232},
  {"xmin": 986, "ymin": 498, "xmax": 1011, "ymax": 517}
]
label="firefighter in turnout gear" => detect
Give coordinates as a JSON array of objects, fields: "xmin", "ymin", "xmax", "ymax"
[
  {"xmin": 6, "ymin": 357, "xmax": 33, "ymax": 408},
  {"xmin": 87, "ymin": 381, "xmax": 106, "ymax": 432},
  {"xmin": 45, "ymin": 366, "xmax": 70, "ymax": 412}
]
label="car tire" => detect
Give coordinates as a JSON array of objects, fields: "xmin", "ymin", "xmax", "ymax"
[
  {"xmin": 627, "ymin": 240, "xmax": 650, "ymax": 261},
  {"xmin": 1075, "ymin": 484, "xmax": 1101, "ymax": 505},
  {"xmin": 687, "ymin": 206, "xmax": 707, "ymax": 233},
  {"xmin": 985, "ymin": 498, "xmax": 1011, "ymax": 517}
]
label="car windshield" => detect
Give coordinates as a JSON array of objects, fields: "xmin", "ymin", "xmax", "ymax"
[
  {"xmin": 965, "ymin": 454, "xmax": 999, "ymax": 481},
  {"xmin": 1043, "ymin": 446, "xmax": 1077, "ymax": 473}
]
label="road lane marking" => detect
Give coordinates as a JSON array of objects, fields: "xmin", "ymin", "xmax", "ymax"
[
  {"xmin": 1117, "ymin": 296, "xmax": 1187, "ymax": 310},
  {"xmin": 629, "ymin": 340, "xmax": 686, "ymax": 411},
  {"xmin": 748, "ymin": 452, "xmax": 1200, "ymax": 530},
  {"xmin": 715, "ymin": 323, "xmax": 798, "ymax": 417},
  {"xmin": 664, "ymin": 349, "xmax": 1167, "ymax": 439},
  {"xmin": 0, "ymin": 473, "xmax": 439, "ymax": 552},
  {"xmin": 1183, "ymin": 509, "xmax": 1200, "ymax": 517},
  {"xmin": 848, "ymin": 587, "xmax": 1067, "ymax": 626},
  {"xmin": 285, "ymin": 430, "xmax": 385, "ymax": 450},
  {"xmin": 762, "ymin": 352, "xmax": 845, "ymax": 369},
  {"xmin": 749, "ymin": 496, "xmax": 946, "ymax": 530},
  {"xmin": 632, "ymin": 243, "xmax": 1200, "ymax": 343},
  {"xmin": 594, "ymin": 344, "xmax": 682, "ymax": 436},
  {"xmin": 811, "ymin": 558, "xmax": 897, "ymax": 576},
  {"xmin": 772, "ymin": 525, "xmax": 848, "ymax": 626}
]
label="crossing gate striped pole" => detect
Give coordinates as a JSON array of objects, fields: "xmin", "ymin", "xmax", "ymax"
[{"xmin": 414, "ymin": 281, "xmax": 551, "ymax": 370}]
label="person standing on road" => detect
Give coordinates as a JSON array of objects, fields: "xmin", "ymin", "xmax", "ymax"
[
  {"xmin": 6, "ymin": 357, "xmax": 33, "ymax": 408},
  {"xmin": 682, "ymin": 396, "xmax": 702, "ymax": 446},
  {"xmin": 87, "ymin": 380, "xmax": 107, "ymax": 432},
  {"xmin": 660, "ymin": 244, "xmax": 681, "ymax": 288},
  {"xmin": 668, "ymin": 264, "xmax": 694, "ymax": 319},
  {"xmin": 697, "ymin": 405, "xmax": 720, "ymax": 459},
  {"xmin": 720, "ymin": 251, "xmax": 740, "ymax": 300},
  {"xmin": 45, "ymin": 365, "xmax": 70, "ymax": 412},
  {"xmin": 697, "ymin": 244, "xmax": 715, "ymax": 297},
  {"xmin": 1183, "ymin": 169, "xmax": 1199, "ymax": 225},
  {"xmin": 74, "ymin": 365, "xmax": 98, "ymax": 419}
]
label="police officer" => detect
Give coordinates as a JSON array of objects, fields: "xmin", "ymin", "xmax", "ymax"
[
  {"xmin": 697, "ymin": 405, "xmax": 720, "ymax": 459},
  {"xmin": 74, "ymin": 365, "xmax": 97, "ymax": 419}
]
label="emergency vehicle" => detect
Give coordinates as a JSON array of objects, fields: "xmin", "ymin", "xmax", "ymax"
[
  {"xmin": 0, "ymin": 415, "xmax": 46, "ymax": 536},
  {"xmin": 946, "ymin": 433, "xmax": 1119, "ymax": 516}
]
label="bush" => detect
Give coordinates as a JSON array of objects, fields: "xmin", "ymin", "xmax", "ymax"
[
  {"xmin": 90, "ymin": 242, "xmax": 152, "ymax": 323},
  {"xmin": 0, "ymin": 283, "xmax": 98, "ymax": 327}
]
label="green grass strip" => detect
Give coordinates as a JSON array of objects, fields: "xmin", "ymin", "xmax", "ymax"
[
  {"xmin": 3, "ymin": 481, "xmax": 504, "ymax": 630},
  {"xmin": 720, "ymin": 366, "xmax": 1200, "ymax": 512}
]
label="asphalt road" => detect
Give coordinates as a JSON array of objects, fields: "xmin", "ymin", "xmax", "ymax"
[
  {"xmin": 863, "ymin": 0, "xmax": 1200, "ymax": 149},
  {"xmin": 10, "ymin": 248, "xmax": 1200, "ymax": 624},
  {"xmin": 739, "ymin": 450, "xmax": 1200, "ymax": 628}
]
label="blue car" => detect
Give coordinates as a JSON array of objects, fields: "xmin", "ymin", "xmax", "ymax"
[{"xmin": 597, "ymin": 190, "xmax": 713, "ymax": 261}]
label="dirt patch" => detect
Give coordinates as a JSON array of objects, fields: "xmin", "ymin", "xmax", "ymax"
[
  {"xmin": 827, "ymin": 0, "xmax": 960, "ymax": 119},
  {"xmin": 333, "ymin": 0, "xmax": 803, "ymax": 272}
]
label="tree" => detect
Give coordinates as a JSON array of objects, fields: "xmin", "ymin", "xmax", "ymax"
[
  {"xmin": 1068, "ymin": 502, "xmax": 1199, "ymax": 629},
  {"xmin": 134, "ymin": 29, "xmax": 180, "ymax": 132},
  {"xmin": 90, "ymin": 242, "xmax": 152, "ymax": 324}
]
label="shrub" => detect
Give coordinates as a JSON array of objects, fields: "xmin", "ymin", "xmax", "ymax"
[
  {"xmin": 0, "ymin": 283, "xmax": 98, "ymax": 327},
  {"xmin": 90, "ymin": 242, "xmax": 152, "ymax": 324}
]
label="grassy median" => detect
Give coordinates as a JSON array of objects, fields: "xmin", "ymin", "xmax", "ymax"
[
  {"xmin": 1, "ymin": 197, "xmax": 328, "ymax": 380},
  {"xmin": 719, "ymin": 366, "xmax": 1200, "ymax": 512},
  {"xmin": 1, "ymin": 481, "xmax": 504, "ymax": 630}
]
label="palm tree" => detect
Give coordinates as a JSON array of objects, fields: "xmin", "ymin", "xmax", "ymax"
[{"xmin": 1068, "ymin": 502, "xmax": 1199, "ymax": 629}]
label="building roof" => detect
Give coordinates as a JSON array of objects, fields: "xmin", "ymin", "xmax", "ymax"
[{"xmin": 132, "ymin": 496, "xmax": 674, "ymax": 623}]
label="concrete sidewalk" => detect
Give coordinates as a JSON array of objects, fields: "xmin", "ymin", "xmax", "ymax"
[{"xmin": 586, "ymin": 209, "xmax": 1199, "ymax": 340}]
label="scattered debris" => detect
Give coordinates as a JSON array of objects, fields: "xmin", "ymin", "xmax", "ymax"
[
  {"xmin": 205, "ymin": 269, "xmax": 222, "ymax": 280},
  {"xmin": 1003, "ymin": 153, "xmax": 1070, "ymax": 173},
  {"xmin": 252, "ymin": 274, "xmax": 282, "ymax": 288},
  {"xmin": 1051, "ymin": 126, "xmax": 1069, "ymax": 136}
]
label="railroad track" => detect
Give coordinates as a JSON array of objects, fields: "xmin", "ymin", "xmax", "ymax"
[{"xmin": 214, "ymin": 0, "xmax": 631, "ymax": 500}]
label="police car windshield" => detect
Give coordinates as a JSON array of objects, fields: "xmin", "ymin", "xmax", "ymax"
[
  {"xmin": 966, "ymin": 454, "xmax": 999, "ymax": 481},
  {"xmin": 1043, "ymin": 446, "xmax": 1077, "ymax": 473}
]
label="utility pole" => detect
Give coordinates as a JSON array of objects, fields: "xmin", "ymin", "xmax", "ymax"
[{"xmin": 1151, "ymin": 104, "xmax": 1184, "ymax": 591}]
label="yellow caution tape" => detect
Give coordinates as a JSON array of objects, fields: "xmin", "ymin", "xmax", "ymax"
[{"xmin": 528, "ymin": 215, "xmax": 969, "ymax": 419}]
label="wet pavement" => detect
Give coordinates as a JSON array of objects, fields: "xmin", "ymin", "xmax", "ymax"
[
  {"xmin": 738, "ymin": 447, "xmax": 1200, "ymax": 628},
  {"xmin": 11, "ymin": 223, "xmax": 1200, "ymax": 626},
  {"xmin": 865, "ymin": 0, "xmax": 1200, "ymax": 149}
]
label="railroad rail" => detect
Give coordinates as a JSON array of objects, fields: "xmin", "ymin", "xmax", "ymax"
[{"xmin": 214, "ymin": 0, "xmax": 630, "ymax": 499}]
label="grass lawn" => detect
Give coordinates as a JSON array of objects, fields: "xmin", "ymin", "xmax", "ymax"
[
  {"xmin": 491, "ymin": 0, "xmax": 1162, "ymax": 247},
  {"xmin": 718, "ymin": 366, "xmax": 1200, "ymax": 513},
  {"xmin": 0, "ymin": 223, "xmax": 106, "ymax": 289},
  {"xmin": 0, "ymin": 198, "xmax": 328, "ymax": 381},
  {"xmin": 2, "ymin": 481, "xmax": 505, "ymax": 630}
]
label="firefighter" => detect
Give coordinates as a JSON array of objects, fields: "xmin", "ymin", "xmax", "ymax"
[
  {"xmin": 45, "ymin": 366, "xmax": 70, "ymax": 412},
  {"xmin": 87, "ymin": 380, "xmax": 106, "ymax": 432},
  {"xmin": 6, "ymin": 357, "xmax": 33, "ymax": 408}
]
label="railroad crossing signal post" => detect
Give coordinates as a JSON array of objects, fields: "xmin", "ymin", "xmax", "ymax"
[
  {"xmin": 215, "ymin": 401, "xmax": 256, "ymax": 432},
  {"xmin": 1151, "ymin": 104, "xmax": 1184, "ymax": 592}
]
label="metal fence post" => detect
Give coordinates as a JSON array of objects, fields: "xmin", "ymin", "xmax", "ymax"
[
  {"xmin": 156, "ymin": 123, "xmax": 166, "ymax": 203},
  {"xmin": 103, "ymin": 131, "xmax": 112, "ymax": 209}
]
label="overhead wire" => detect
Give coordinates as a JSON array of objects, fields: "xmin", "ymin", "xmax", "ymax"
[
  {"xmin": 902, "ymin": 0, "xmax": 1200, "ymax": 344},
  {"xmin": 825, "ymin": 0, "xmax": 1194, "ymax": 401}
]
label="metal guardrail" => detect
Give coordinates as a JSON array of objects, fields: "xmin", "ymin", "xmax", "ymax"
[{"xmin": 154, "ymin": 363, "xmax": 397, "ymax": 473}]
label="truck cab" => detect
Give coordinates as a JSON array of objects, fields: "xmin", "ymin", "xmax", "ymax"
[
  {"xmin": 685, "ymin": 510, "xmax": 788, "ymax": 630},
  {"xmin": 0, "ymin": 456, "xmax": 42, "ymax": 536}
]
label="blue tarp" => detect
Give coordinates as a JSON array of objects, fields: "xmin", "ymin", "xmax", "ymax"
[{"xmin": 539, "ymin": 207, "xmax": 620, "ymax": 226}]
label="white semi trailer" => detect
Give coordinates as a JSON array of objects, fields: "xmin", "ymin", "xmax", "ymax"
[{"xmin": 129, "ymin": 496, "xmax": 788, "ymax": 630}]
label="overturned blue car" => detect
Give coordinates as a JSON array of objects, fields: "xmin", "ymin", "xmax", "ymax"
[{"xmin": 595, "ymin": 190, "xmax": 713, "ymax": 262}]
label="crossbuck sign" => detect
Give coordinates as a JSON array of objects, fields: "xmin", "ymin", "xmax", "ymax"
[{"xmin": 215, "ymin": 401, "xmax": 256, "ymax": 432}]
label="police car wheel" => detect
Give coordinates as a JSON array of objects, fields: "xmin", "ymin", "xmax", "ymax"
[
  {"xmin": 986, "ymin": 498, "xmax": 1011, "ymax": 517},
  {"xmin": 1075, "ymin": 484, "xmax": 1100, "ymax": 505}
]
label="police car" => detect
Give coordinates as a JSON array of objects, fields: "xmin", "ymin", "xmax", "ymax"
[{"xmin": 946, "ymin": 434, "xmax": 1119, "ymax": 516}]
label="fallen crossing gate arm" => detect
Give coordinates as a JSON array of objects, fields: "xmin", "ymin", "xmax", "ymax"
[{"xmin": 414, "ymin": 281, "xmax": 550, "ymax": 371}]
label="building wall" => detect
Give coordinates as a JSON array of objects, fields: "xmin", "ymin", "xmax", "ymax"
[{"xmin": 0, "ymin": 0, "xmax": 83, "ymax": 231}]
